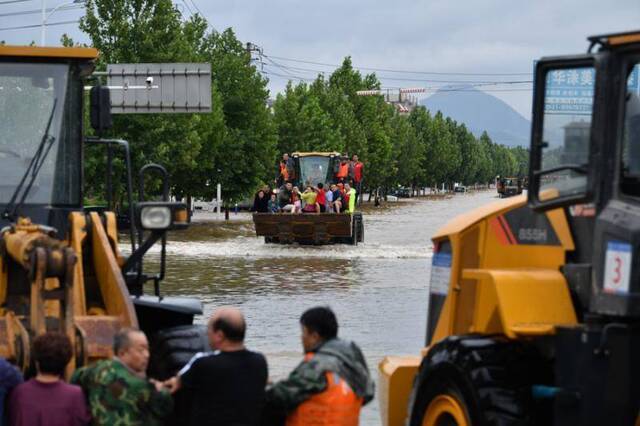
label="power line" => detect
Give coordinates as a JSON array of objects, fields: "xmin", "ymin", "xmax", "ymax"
[
  {"xmin": 264, "ymin": 56, "xmax": 300, "ymax": 78},
  {"xmin": 261, "ymin": 70, "xmax": 315, "ymax": 83},
  {"xmin": 262, "ymin": 70, "xmax": 531, "ymax": 93},
  {"xmin": 437, "ymin": 88, "xmax": 532, "ymax": 93},
  {"xmin": 0, "ymin": 4, "xmax": 83, "ymax": 18},
  {"xmin": 267, "ymin": 54, "xmax": 532, "ymax": 77},
  {"xmin": 178, "ymin": 0, "xmax": 217, "ymax": 33},
  {"xmin": 178, "ymin": 0, "xmax": 194, "ymax": 16},
  {"xmin": 262, "ymin": 61, "xmax": 532, "ymax": 85},
  {"xmin": 0, "ymin": 19, "xmax": 79, "ymax": 32},
  {"xmin": 0, "ymin": 0, "xmax": 32, "ymax": 4},
  {"xmin": 182, "ymin": 0, "xmax": 193, "ymax": 15},
  {"xmin": 187, "ymin": 0, "xmax": 204, "ymax": 17}
]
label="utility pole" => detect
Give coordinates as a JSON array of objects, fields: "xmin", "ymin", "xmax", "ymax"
[{"xmin": 246, "ymin": 42, "xmax": 264, "ymax": 72}]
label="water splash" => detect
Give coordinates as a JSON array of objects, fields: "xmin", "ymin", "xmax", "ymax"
[{"xmin": 157, "ymin": 237, "xmax": 432, "ymax": 259}]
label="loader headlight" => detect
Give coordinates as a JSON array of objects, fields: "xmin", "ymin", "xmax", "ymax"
[
  {"xmin": 140, "ymin": 206, "xmax": 171, "ymax": 230},
  {"xmin": 135, "ymin": 201, "xmax": 189, "ymax": 231}
]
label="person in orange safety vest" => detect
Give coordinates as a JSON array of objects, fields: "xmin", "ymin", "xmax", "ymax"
[
  {"xmin": 336, "ymin": 158, "xmax": 350, "ymax": 183},
  {"xmin": 279, "ymin": 161, "xmax": 289, "ymax": 182},
  {"xmin": 264, "ymin": 306, "xmax": 374, "ymax": 426}
]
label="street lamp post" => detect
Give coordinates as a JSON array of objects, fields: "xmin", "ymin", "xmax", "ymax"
[{"xmin": 40, "ymin": 0, "xmax": 84, "ymax": 46}]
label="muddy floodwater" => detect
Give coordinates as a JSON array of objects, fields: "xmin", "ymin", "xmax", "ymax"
[{"xmin": 142, "ymin": 190, "xmax": 499, "ymax": 425}]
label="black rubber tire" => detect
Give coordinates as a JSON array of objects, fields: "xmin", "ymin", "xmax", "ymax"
[
  {"xmin": 351, "ymin": 224, "xmax": 359, "ymax": 246},
  {"xmin": 408, "ymin": 336, "xmax": 552, "ymax": 426},
  {"xmin": 349, "ymin": 212, "xmax": 363, "ymax": 245},
  {"xmin": 148, "ymin": 324, "xmax": 209, "ymax": 381},
  {"xmin": 147, "ymin": 325, "xmax": 208, "ymax": 426},
  {"xmin": 350, "ymin": 215, "xmax": 359, "ymax": 246}
]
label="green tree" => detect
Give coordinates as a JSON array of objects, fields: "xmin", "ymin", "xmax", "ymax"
[
  {"xmin": 419, "ymin": 111, "xmax": 460, "ymax": 188},
  {"xmin": 510, "ymin": 146, "xmax": 530, "ymax": 177},
  {"xmin": 478, "ymin": 131, "xmax": 497, "ymax": 184},
  {"xmin": 318, "ymin": 85, "xmax": 367, "ymax": 160},
  {"xmin": 80, "ymin": 0, "xmax": 276, "ymax": 203},
  {"xmin": 390, "ymin": 114, "xmax": 421, "ymax": 190},
  {"xmin": 199, "ymin": 28, "xmax": 277, "ymax": 200},
  {"xmin": 273, "ymin": 82, "xmax": 304, "ymax": 155},
  {"xmin": 269, "ymin": 55, "xmax": 527, "ymax": 197},
  {"xmin": 408, "ymin": 107, "xmax": 434, "ymax": 188},
  {"xmin": 454, "ymin": 124, "xmax": 481, "ymax": 185}
]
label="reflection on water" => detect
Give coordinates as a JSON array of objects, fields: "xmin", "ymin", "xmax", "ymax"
[
  {"xmin": 139, "ymin": 191, "xmax": 499, "ymax": 425},
  {"xmin": 161, "ymin": 257, "xmax": 359, "ymax": 299}
]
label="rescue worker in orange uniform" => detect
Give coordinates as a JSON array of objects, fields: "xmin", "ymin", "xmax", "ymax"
[
  {"xmin": 277, "ymin": 153, "xmax": 296, "ymax": 187},
  {"xmin": 278, "ymin": 161, "xmax": 289, "ymax": 186},
  {"xmin": 348, "ymin": 154, "xmax": 364, "ymax": 204},
  {"xmin": 264, "ymin": 306, "xmax": 374, "ymax": 426},
  {"xmin": 335, "ymin": 157, "xmax": 350, "ymax": 183}
]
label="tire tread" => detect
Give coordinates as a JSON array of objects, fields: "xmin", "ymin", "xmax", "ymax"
[{"xmin": 409, "ymin": 336, "xmax": 551, "ymax": 426}]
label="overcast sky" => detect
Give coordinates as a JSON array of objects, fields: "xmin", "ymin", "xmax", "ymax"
[{"xmin": 2, "ymin": 0, "xmax": 639, "ymax": 117}]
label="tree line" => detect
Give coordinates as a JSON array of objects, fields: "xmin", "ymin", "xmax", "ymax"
[
  {"xmin": 73, "ymin": 0, "xmax": 528, "ymax": 206},
  {"xmin": 272, "ymin": 59, "xmax": 529, "ymax": 195}
]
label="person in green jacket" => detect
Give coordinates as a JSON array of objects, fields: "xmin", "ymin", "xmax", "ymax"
[
  {"xmin": 71, "ymin": 328, "xmax": 173, "ymax": 426},
  {"xmin": 345, "ymin": 183, "xmax": 357, "ymax": 213},
  {"xmin": 263, "ymin": 307, "xmax": 374, "ymax": 424}
]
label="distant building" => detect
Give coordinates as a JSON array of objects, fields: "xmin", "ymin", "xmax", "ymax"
[{"xmin": 380, "ymin": 91, "xmax": 419, "ymax": 114}]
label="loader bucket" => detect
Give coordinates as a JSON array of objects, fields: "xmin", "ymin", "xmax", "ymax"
[{"xmin": 253, "ymin": 213, "xmax": 360, "ymax": 245}]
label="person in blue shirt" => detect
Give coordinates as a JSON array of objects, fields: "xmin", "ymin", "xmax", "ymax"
[
  {"xmin": 331, "ymin": 184, "xmax": 344, "ymax": 213},
  {"xmin": 0, "ymin": 357, "xmax": 23, "ymax": 426},
  {"xmin": 268, "ymin": 193, "xmax": 279, "ymax": 213}
]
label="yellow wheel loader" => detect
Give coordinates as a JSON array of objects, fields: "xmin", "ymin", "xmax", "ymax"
[
  {"xmin": 253, "ymin": 152, "xmax": 364, "ymax": 245},
  {"xmin": 379, "ymin": 31, "xmax": 640, "ymax": 426},
  {"xmin": 0, "ymin": 46, "xmax": 208, "ymax": 382}
]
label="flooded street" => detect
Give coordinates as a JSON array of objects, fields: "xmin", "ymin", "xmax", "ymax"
[{"xmin": 146, "ymin": 190, "xmax": 498, "ymax": 425}]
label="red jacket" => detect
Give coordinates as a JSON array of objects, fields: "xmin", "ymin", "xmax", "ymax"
[{"xmin": 352, "ymin": 162, "xmax": 363, "ymax": 183}]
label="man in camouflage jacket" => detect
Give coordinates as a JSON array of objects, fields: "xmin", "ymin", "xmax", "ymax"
[{"xmin": 71, "ymin": 328, "xmax": 172, "ymax": 425}]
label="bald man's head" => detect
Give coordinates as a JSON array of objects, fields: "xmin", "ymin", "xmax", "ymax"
[{"xmin": 209, "ymin": 307, "xmax": 246, "ymax": 343}]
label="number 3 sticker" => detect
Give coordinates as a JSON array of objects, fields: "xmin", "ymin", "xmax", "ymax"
[{"xmin": 604, "ymin": 241, "xmax": 632, "ymax": 294}]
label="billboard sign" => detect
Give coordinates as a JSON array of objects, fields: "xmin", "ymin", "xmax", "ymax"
[
  {"xmin": 106, "ymin": 63, "xmax": 211, "ymax": 114},
  {"xmin": 543, "ymin": 64, "xmax": 640, "ymax": 115}
]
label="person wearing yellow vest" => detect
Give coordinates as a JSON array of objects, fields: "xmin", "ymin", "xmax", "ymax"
[
  {"xmin": 264, "ymin": 307, "xmax": 374, "ymax": 426},
  {"xmin": 344, "ymin": 183, "xmax": 357, "ymax": 213}
]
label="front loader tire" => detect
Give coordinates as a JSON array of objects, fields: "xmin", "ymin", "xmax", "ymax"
[
  {"xmin": 148, "ymin": 324, "xmax": 208, "ymax": 380},
  {"xmin": 355, "ymin": 212, "xmax": 364, "ymax": 243},
  {"xmin": 350, "ymin": 212, "xmax": 364, "ymax": 245},
  {"xmin": 149, "ymin": 325, "xmax": 209, "ymax": 426},
  {"xmin": 409, "ymin": 336, "xmax": 550, "ymax": 426}
]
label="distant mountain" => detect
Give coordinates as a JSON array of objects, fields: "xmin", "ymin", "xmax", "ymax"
[{"xmin": 420, "ymin": 85, "xmax": 531, "ymax": 147}]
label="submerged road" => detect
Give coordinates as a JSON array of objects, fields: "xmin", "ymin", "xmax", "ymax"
[{"xmin": 147, "ymin": 189, "xmax": 500, "ymax": 425}]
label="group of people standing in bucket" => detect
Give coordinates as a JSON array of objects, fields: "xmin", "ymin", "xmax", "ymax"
[
  {"xmin": 252, "ymin": 153, "xmax": 364, "ymax": 214},
  {"xmin": 0, "ymin": 306, "xmax": 373, "ymax": 426}
]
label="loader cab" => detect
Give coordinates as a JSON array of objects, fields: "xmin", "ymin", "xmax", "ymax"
[
  {"xmin": 0, "ymin": 45, "xmax": 195, "ymax": 315},
  {"xmin": 528, "ymin": 32, "xmax": 640, "ymax": 318},
  {"xmin": 291, "ymin": 151, "xmax": 341, "ymax": 188},
  {"xmin": 0, "ymin": 47, "xmax": 96, "ymax": 236}
]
